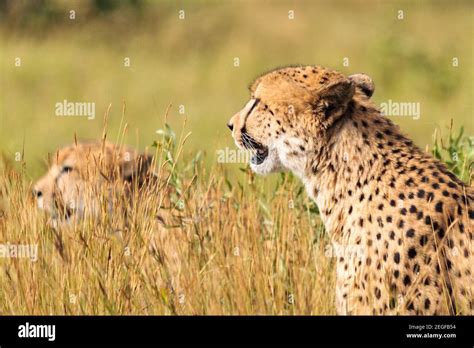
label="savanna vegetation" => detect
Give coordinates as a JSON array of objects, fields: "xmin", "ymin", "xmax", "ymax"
[{"xmin": 0, "ymin": 0, "xmax": 472, "ymax": 314}]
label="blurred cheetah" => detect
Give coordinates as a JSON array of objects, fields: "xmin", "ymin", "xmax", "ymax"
[
  {"xmin": 228, "ymin": 65, "xmax": 473, "ymax": 315},
  {"xmin": 33, "ymin": 141, "xmax": 154, "ymax": 224}
]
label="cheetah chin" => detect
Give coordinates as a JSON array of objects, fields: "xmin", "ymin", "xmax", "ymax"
[{"xmin": 249, "ymin": 145, "xmax": 284, "ymax": 175}]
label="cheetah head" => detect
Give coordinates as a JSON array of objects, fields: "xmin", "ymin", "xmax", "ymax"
[
  {"xmin": 228, "ymin": 66, "xmax": 374, "ymax": 176},
  {"xmin": 33, "ymin": 141, "xmax": 153, "ymax": 223}
]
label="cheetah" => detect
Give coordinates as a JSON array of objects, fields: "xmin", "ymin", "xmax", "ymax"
[
  {"xmin": 33, "ymin": 141, "xmax": 154, "ymax": 225},
  {"xmin": 228, "ymin": 65, "xmax": 473, "ymax": 315}
]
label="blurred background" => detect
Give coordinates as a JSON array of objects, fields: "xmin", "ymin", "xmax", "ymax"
[{"xmin": 1, "ymin": 0, "xmax": 472, "ymax": 179}]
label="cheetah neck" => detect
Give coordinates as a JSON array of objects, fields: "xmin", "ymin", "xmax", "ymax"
[{"xmin": 299, "ymin": 108, "xmax": 426, "ymax": 241}]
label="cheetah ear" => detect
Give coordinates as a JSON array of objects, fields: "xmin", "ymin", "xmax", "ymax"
[
  {"xmin": 120, "ymin": 152, "xmax": 154, "ymax": 186},
  {"xmin": 315, "ymin": 78, "xmax": 355, "ymax": 128},
  {"xmin": 348, "ymin": 73, "xmax": 374, "ymax": 98}
]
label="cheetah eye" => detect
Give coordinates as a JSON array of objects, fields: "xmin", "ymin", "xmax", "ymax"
[{"xmin": 61, "ymin": 165, "xmax": 73, "ymax": 174}]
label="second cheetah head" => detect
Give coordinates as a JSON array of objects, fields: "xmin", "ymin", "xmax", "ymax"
[
  {"xmin": 227, "ymin": 65, "xmax": 374, "ymax": 176},
  {"xmin": 33, "ymin": 141, "xmax": 154, "ymax": 223}
]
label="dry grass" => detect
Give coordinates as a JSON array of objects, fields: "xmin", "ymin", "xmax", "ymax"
[
  {"xmin": 0, "ymin": 109, "xmax": 336, "ymax": 315},
  {"xmin": 0, "ymin": 1, "xmax": 472, "ymax": 316},
  {"xmin": 0, "ymin": 106, "xmax": 471, "ymax": 315}
]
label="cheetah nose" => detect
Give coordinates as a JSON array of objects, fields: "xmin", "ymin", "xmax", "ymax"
[
  {"xmin": 227, "ymin": 123, "xmax": 234, "ymax": 131},
  {"xmin": 32, "ymin": 188, "xmax": 43, "ymax": 199}
]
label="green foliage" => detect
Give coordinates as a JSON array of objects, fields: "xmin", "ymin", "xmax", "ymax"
[{"xmin": 432, "ymin": 125, "xmax": 473, "ymax": 184}]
